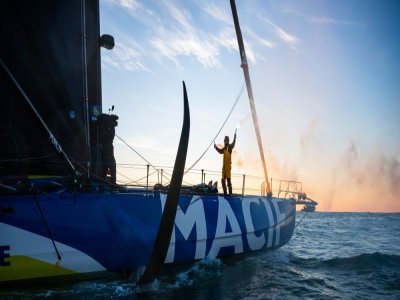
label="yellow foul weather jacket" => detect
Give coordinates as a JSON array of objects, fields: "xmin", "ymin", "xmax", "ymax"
[{"xmin": 215, "ymin": 135, "xmax": 236, "ymax": 179}]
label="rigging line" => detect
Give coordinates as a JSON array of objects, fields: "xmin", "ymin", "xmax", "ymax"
[
  {"xmin": 11, "ymin": 139, "xmax": 61, "ymax": 262},
  {"xmin": 70, "ymin": 153, "xmax": 185, "ymax": 189},
  {"xmin": 119, "ymin": 167, "xmax": 168, "ymax": 186},
  {"xmin": 0, "ymin": 58, "xmax": 77, "ymax": 176},
  {"xmin": 69, "ymin": 158, "xmax": 121, "ymax": 189},
  {"xmin": 295, "ymin": 211, "xmax": 310, "ymax": 229},
  {"xmin": 184, "ymin": 82, "xmax": 245, "ymax": 174},
  {"xmin": 0, "ymin": 183, "xmax": 17, "ymax": 191},
  {"xmin": 115, "ymin": 134, "xmax": 156, "ymax": 169},
  {"xmin": 26, "ymin": 177, "xmax": 62, "ymax": 262},
  {"xmin": 115, "ymin": 134, "xmax": 171, "ymax": 183},
  {"xmin": 114, "ymin": 135, "xmax": 195, "ymax": 187},
  {"xmin": 116, "ymin": 171, "xmax": 140, "ymax": 185},
  {"xmin": 132, "ymin": 169, "xmax": 158, "ymax": 184},
  {"xmin": 70, "ymin": 152, "xmax": 164, "ymax": 188}
]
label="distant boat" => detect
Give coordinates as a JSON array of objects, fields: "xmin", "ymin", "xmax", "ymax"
[
  {"xmin": 0, "ymin": 0, "xmax": 300, "ymax": 284},
  {"xmin": 301, "ymin": 203, "xmax": 317, "ymax": 212},
  {"xmin": 296, "ymin": 194, "xmax": 318, "ymax": 212}
]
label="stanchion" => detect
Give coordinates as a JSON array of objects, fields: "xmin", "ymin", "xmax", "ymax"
[
  {"xmin": 242, "ymin": 174, "xmax": 246, "ymax": 196},
  {"xmin": 146, "ymin": 164, "xmax": 149, "ymax": 191}
]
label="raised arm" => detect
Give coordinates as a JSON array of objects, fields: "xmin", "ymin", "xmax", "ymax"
[
  {"xmin": 214, "ymin": 143, "xmax": 224, "ymax": 154},
  {"xmin": 230, "ymin": 133, "xmax": 237, "ymax": 150}
]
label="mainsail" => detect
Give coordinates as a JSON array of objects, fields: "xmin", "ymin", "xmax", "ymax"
[{"xmin": 0, "ymin": 0, "xmax": 102, "ymax": 176}]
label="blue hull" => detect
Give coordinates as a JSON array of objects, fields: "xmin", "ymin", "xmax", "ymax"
[{"xmin": 0, "ymin": 191, "xmax": 295, "ymax": 282}]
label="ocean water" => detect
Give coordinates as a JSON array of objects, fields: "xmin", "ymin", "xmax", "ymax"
[{"xmin": 2, "ymin": 212, "xmax": 400, "ymax": 299}]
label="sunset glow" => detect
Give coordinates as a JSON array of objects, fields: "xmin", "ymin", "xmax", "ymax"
[{"xmin": 100, "ymin": 0, "xmax": 400, "ymax": 212}]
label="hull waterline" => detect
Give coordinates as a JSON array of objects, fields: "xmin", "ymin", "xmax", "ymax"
[{"xmin": 0, "ymin": 191, "xmax": 295, "ymax": 283}]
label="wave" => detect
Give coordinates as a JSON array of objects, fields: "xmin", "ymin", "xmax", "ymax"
[
  {"xmin": 322, "ymin": 252, "xmax": 400, "ymax": 270},
  {"xmin": 290, "ymin": 252, "xmax": 400, "ymax": 271}
]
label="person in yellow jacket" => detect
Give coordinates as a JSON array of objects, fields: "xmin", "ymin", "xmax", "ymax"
[{"xmin": 214, "ymin": 132, "xmax": 237, "ymax": 195}]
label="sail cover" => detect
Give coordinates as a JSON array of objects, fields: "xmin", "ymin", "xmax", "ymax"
[{"xmin": 0, "ymin": 0, "xmax": 102, "ymax": 176}]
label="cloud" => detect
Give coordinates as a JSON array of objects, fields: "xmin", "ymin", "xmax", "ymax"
[
  {"xmin": 213, "ymin": 27, "xmax": 237, "ymax": 52},
  {"xmin": 246, "ymin": 28, "xmax": 276, "ymax": 50},
  {"xmin": 163, "ymin": 1, "xmax": 193, "ymax": 32},
  {"xmin": 150, "ymin": 29, "xmax": 221, "ymax": 69},
  {"xmin": 274, "ymin": 26, "xmax": 299, "ymax": 51},
  {"xmin": 102, "ymin": 1, "xmax": 272, "ymax": 70},
  {"xmin": 103, "ymin": 0, "xmax": 163, "ymax": 32},
  {"xmin": 203, "ymin": 2, "xmax": 231, "ymax": 25},
  {"xmin": 119, "ymin": 0, "xmax": 139, "ymax": 11},
  {"xmin": 101, "ymin": 32, "xmax": 150, "ymax": 72},
  {"xmin": 243, "ymin": 40, "xmax": 258, "ymax": 64},
  {"xmin": 204, "ymin": 3, "xmax": 271, "ymax": 63},
  {"xmin": 282, "ymin": 6, "xmax": 365, "ymax": 27},
  {"xmin": 258, "ymin": 16, "xmax": 299, "ymax": 51},
  {"xmin": 158, "ymin": 2, "xmax": 224, "ymax": 68},
  {"xmin": 310, "ymin": 16, "xmax": 365, "ymax": 27},
  {"xmin": 233, "ymin": 28, "xmax": 272, "ymax": 63},
  {"xmin": 103, "ymin": 0, "xmax": 140, "ymax": 12}
]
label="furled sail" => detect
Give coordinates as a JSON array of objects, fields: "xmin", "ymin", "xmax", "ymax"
[{"xmin": 0, "ymin": 0, "xmax": 102, "ymax": 177}]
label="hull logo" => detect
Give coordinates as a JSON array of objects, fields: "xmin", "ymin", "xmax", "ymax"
[
  {"xmin": 0, "ymin": 245, "xmax": 10, "ymax": 267},
  {"xmin": 162, "ymin": 196, "xmax": 287, "ymax": 263}
]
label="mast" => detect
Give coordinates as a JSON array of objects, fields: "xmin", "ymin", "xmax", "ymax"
[{"xmin": 229, "ymin": 0, "xmax": 272, "ymax": 194}]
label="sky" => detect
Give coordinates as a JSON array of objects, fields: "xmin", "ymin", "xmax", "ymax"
[{"xmin": 99, "ymin": 0, "xmax": 400, "ymax": 212}]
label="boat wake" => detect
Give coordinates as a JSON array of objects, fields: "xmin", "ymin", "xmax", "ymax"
[
  {"xmin": 171, "ymin": 257, "xmax": 222, "ymax": 287},
  {"xmin": 132, "ymin": 258, "xmax": 222, "ymax": 297}
]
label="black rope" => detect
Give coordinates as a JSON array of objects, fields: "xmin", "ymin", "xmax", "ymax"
[
  {"xmin": 133, "ymin": 169, "xmax": 158, "ymax": 184},
  {"xmin": 115, "ymin": 134, "xmax": 173, "ymax": 184},
  {"xmin": 116, "ymin": 171, "xmax": 140, "ymax": 185},
  {"xmin": 27, "ymin": 178, "xmax": 62, "ymax": 262},
  {"xmin": 295, "ymin": 211, "xmax": 310, "ymax": 229},
  {"xmin": 10, "ymin": 131, "xmax": 62, "ymax": 262},
  {"xmin": 115, "ymin": 135, "xmax": 196, "ymax": 187},
  {"xmin": 185, "ymin": 82, "xmax": 245, "ymax": 174},
  {"xmin": 115, "ymin": 135, "xmax": 154, "ymax": 170}
]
